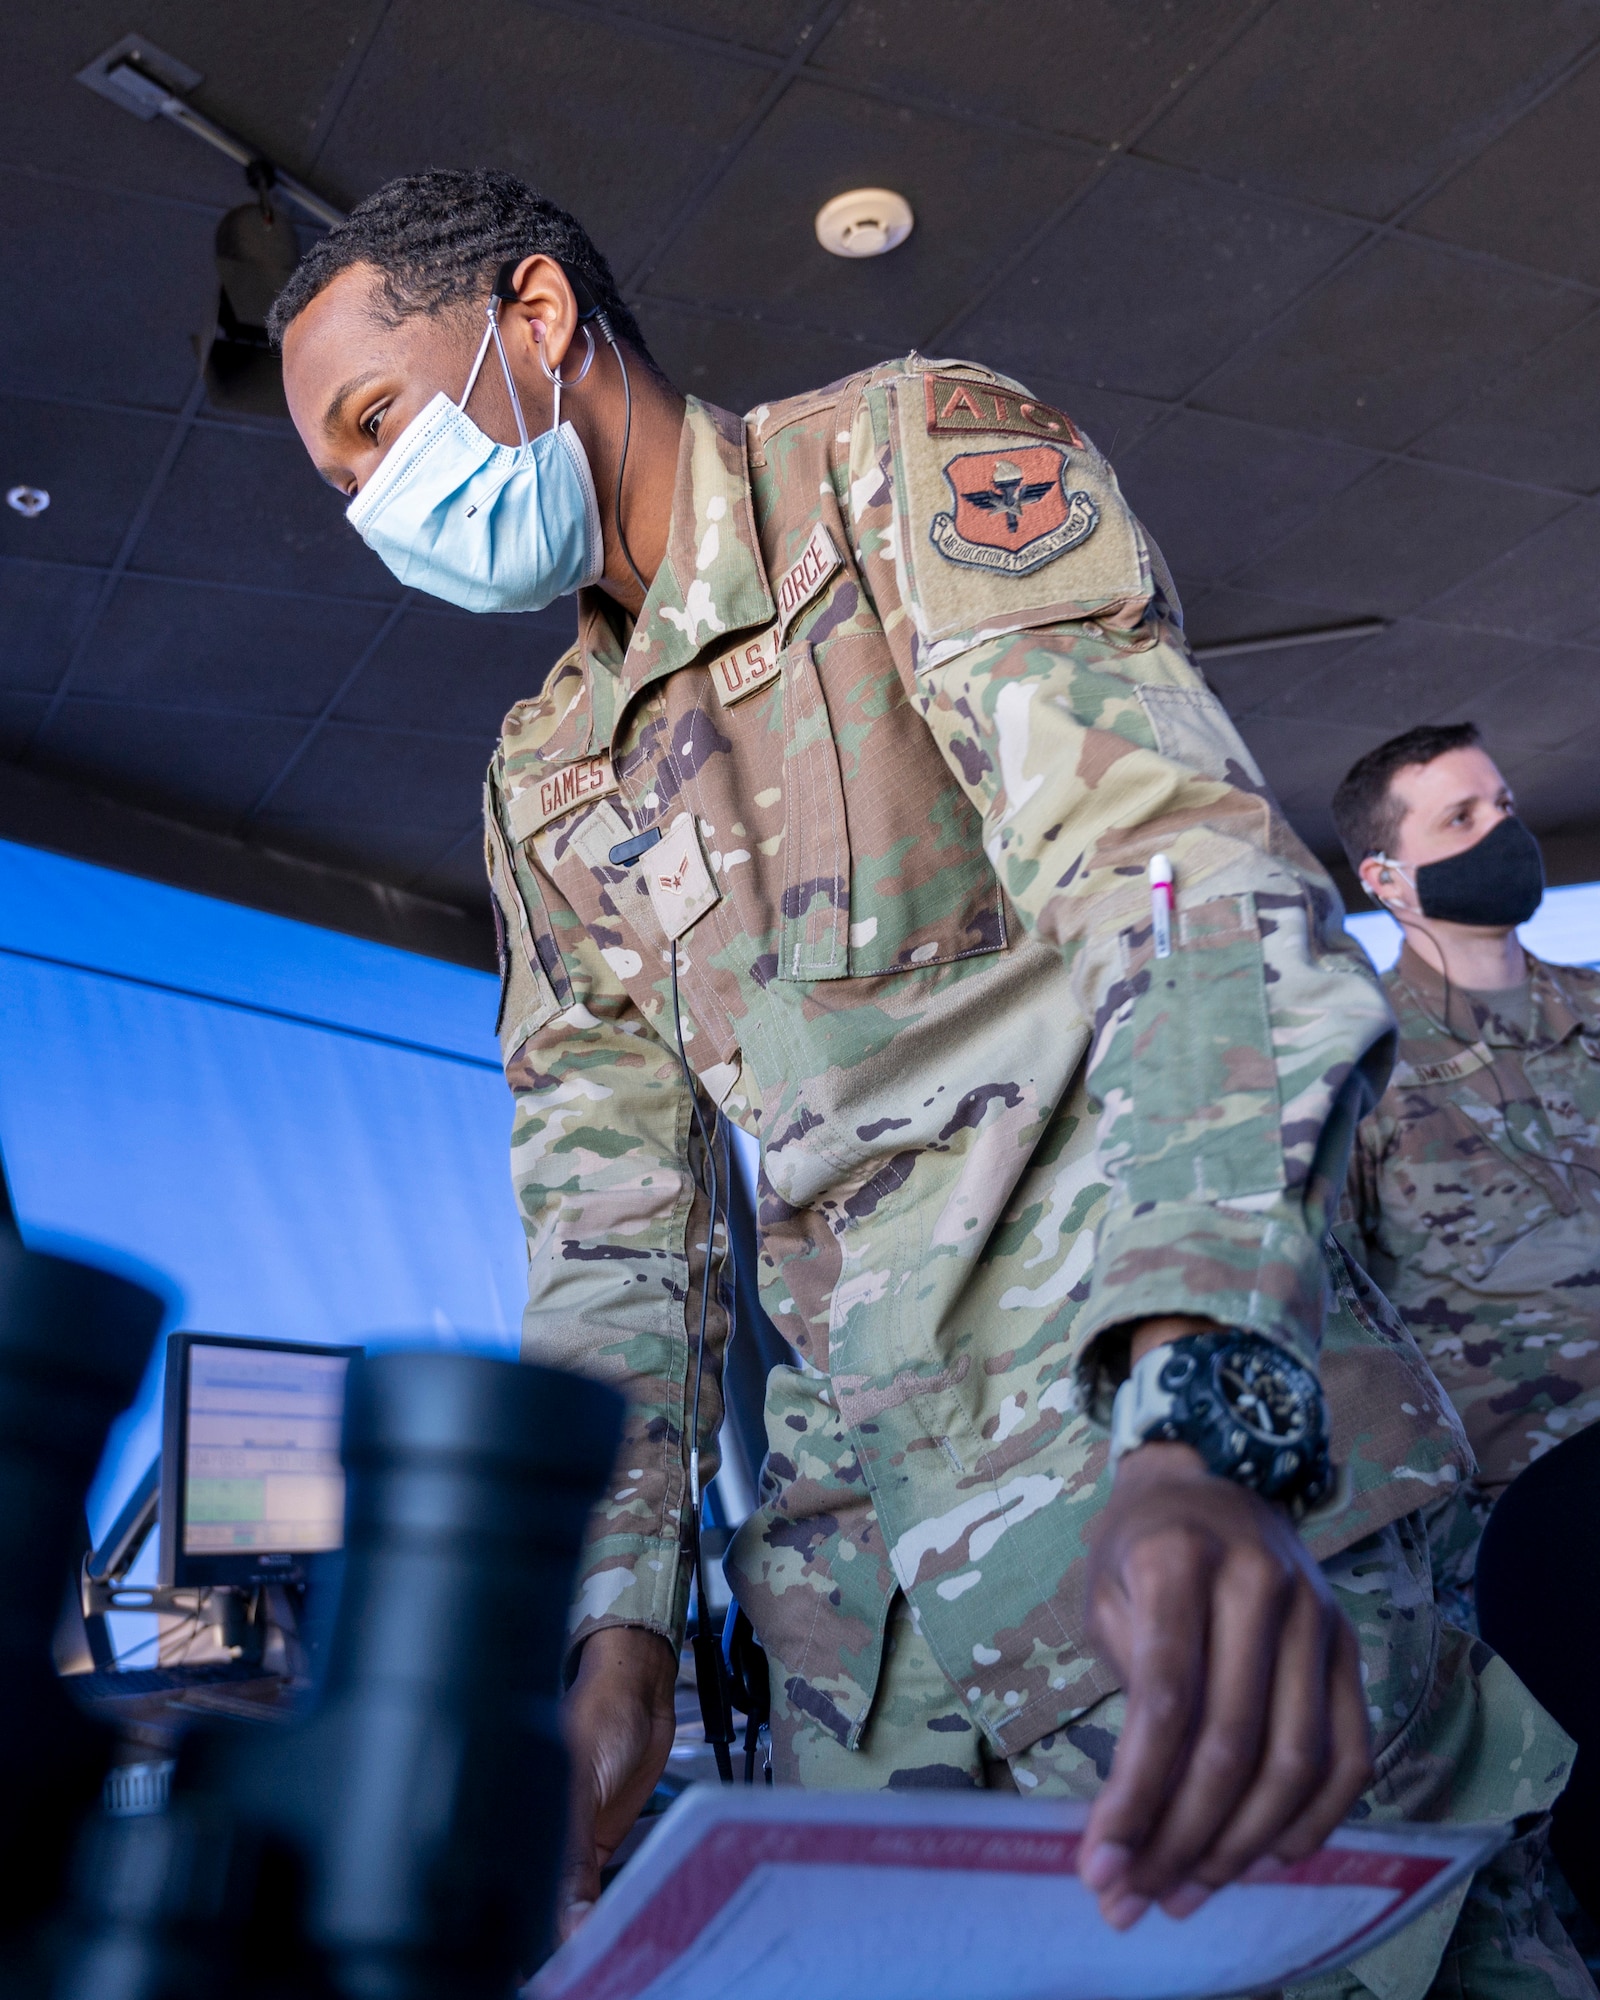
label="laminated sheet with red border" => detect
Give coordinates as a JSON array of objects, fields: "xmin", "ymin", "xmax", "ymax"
[{"xmin": 532, "ymin": 1789, "xmax": 1501, "ymax": 2000}]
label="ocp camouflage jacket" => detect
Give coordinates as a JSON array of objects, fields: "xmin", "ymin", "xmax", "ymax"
[
  {"xmin": 484, "ymin": 357, "xmax": 1471, "ymax": 1757},
  {"xmin": 1343, "ymin": 946, "xmax": 1600, "ymax": 1490}
]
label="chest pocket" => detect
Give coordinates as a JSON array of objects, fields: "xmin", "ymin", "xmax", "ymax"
[{"xmin": 776, "ymin": 630, "xmax": 1007, "ymax": 982}]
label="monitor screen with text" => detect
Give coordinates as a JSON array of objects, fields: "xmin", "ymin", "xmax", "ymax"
[{"xmin": 182, "ymin": 1341, "xmax": 349, "ymax": 1556}]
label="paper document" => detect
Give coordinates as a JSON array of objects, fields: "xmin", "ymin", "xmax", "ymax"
[{"xmin": 533, "ymin": 1788, "xmax": 1501, "ymax": 2000}]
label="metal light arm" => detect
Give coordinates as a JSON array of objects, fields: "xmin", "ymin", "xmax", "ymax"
[{"xmin": 77, "ymin": 37, "xmax": 346, "ymax": 230}]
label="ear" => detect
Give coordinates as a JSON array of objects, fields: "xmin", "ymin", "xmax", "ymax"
[
  {"xmin": 1356, "ymin": 855, "xmax": 1401, "ymax": 911},
  {"xmin": 505, "ymin": 254, "xmax": 579, "ymax": 371}
]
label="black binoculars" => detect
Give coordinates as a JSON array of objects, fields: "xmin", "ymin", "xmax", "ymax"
[{"xmin": 0, "ymin": 1188, "xmax": 622, "ymax": 2000}]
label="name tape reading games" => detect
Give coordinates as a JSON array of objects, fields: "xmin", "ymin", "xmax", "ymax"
[{"xmin": 507, "ymin": 752, "xmax": 618, "ymax": 841}]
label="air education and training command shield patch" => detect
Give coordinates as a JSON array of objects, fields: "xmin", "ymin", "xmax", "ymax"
[{"xmin": 929, "ymin": 444, "xmax": 1099, "ymax": 577}]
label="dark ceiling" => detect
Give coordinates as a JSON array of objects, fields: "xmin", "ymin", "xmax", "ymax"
[{"xmin": 6, "ymin": 1, "xmax": 1600, "ymax": 968}]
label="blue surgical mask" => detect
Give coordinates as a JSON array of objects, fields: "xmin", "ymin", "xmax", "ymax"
[{"xmin": 346, "ymin": 301, "xmax": 603, "ymax": 613}]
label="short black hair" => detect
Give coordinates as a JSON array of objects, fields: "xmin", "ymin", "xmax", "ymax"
[
  {"xmin": 266, "ymin": 167, "xmax": 650, "ymax": 357},
  {"xmin": 1331, "ymin": 722, "xmax": 1483, "ymax": 870}
]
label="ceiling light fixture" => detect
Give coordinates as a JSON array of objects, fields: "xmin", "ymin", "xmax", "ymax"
[
  {"xmin": 815, "ymin": 188, "xmax": 914, "ymax": 259},
  {"xmin": 1190, "ymin": 619, "xmax": 1387, "ymax": 662},
  {"xmin": 6, "ymin": 487, "xmax": 49, "ymax": 518},
  {"xmin": 76, "ymin": 35, "xmax": 345, "ymax": 229},
  {"xmin": 77, "ymin": 35, "xmax": 350, "ymax": 418}
]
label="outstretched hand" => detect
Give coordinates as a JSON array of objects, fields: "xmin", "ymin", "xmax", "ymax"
[{"xmin": 1077, "ymin": 1437, "xmax": 1371, "ymax": 1929}]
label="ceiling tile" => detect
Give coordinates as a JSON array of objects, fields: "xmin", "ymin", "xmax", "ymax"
[
  {"xmin": 1408, "ymin": 55, "xmax": 1600, "ymax": 284},
  {"xmin": 807, "ymin": 0, "xmax": 1261, "ymax": 146},
  {"xmin": 30, "ymin": 702, "xmax": 308, "ymax": 828},
  {"xmin": 0, "ymin": 176, "xmax": 219, "ymax": 411},
  {"xmin": 0, "ymin": 398, "xmax": 176, "ymax": 567},
  {"xmin": 1182, "ymin": 584, "xmax": 1358, "ymax": 648},
  {"xmin": 413, "ymin": 834, "xmax": 495, "ymax": 906},
  {"xmin": 0, "ymin": 561, "xmax": 107, "ymax": 694},
  {"xmin": 249, "ymin": 812, "xmax": 472, "ymax": 885},
  {"xmin": 132, "ymin": 421, "xmax": 400, "ymax": 598},
  {"xmin": 0, "ymin": 699, "xmax": 49, "ymax": 758},
  {"xmin": 9, "ymin": 3, "xmax": 380, "ymax": 202},
  {"xmin": 1498, "ymin": 746, "xmax": 1600, "ymax": 832},
  {"xmin": 1198, "ymin": 632, "xmax": 1391, "ymax": 720},
  {"xmin": 317, "ymin": 0, "xmax": 772, "ymax": 274},
  {"xmin": 1232, "ymin": 460, "xmax": 1570, "ymax": 616},
  {"xmin": 1216, "ymin": 620, "xmax": 1527, "ymax": 735},
  {"xmin": 1423, "ymin": 504, "xmax": 1600, "ymax": 640},
  {"xmin": 951, "ymin": 160, "xmax": 1362, "ymax": 401},
  {"xmin": 1281, "ymin": 801, "xmax": 1349, "ymax": 871},
  {"xmin": 1408, "ymin": 309, "xmax": 1600, "ymax": 495},
  {"xmin": 1139, "ymin": 0, "xmax": 1600, "ymax": 220},
  {"xmin": 334, "ymin": 605, "xmax": 569, "ymax": 733},
  {"xmin": 1418, "ymin": 637, "xmax": 1600, "ymax": 755},
  {"xmin": 1197, "ymin": 237, "xmax": 1588, "ymax": 451},
  {"xmin": 1230, "ymin": 713, "xmax": 1390, "ymax": 810},
  {"xmin": 255, "ymin": 722, "xmax": 493, "ymax": 823},
  {"xmin": 653, "ymin": 80, "xmax": 1096, "ymax": 348},
  {"xmin": 595, "ymin": 2, "xmax": 812, "ymax": 57},
  {"xmin": 1116, "ymin": 411, "xmax": 1375, "ymax": 584},
  {"xmin": 71, "ymin": 577, "xmax": 390, "ymax": 715},
  {"xmin": 637, "ymin": 303, "xmax": 892, "ymax": 418}
]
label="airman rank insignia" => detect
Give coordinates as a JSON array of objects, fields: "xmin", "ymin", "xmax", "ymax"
[
  {"xmin": 707, "ymin": 626, "xmax": 780, "ymax": 706},
  {"xmin": 929, "ymin": 445, "xmax": 1099, "ymax": 576},
  {"xmin": 923, "ymin": 375, "xmax": 1084, "ymax": 447},
  {"xmin": 646, "ymin": 813, "xmax": 720, "ymax": 940},
  {"xmin": 506, "ymin": 751, "xmax": 618, "ymax": 841}
]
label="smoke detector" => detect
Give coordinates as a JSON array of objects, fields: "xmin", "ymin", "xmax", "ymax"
[{"xmin": 814, "ymin": 188, "xmax": 914, "ymax": 259}]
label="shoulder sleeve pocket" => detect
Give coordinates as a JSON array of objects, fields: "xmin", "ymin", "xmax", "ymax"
[
  {"xmin": 1134, "ymin": 683, "xmax": 1266, "ymax": 789},
  {"xmin": 1126, "ymin": 892, "xmax": 1285, "ymax": 1205}
]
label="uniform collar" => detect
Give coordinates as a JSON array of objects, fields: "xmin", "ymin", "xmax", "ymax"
[
  {"xmin": 573, "ymin": 397, "xmax": 774, "ymax": 751},
  {"xmin": 1391, "ymin": 943, "xmax": 1591, "ymax": 1049}
]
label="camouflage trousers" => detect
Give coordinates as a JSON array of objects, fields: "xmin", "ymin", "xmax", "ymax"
[{"xmin": 769, "ymin": 1512, "xmax": 1593, "ymax": 2000}]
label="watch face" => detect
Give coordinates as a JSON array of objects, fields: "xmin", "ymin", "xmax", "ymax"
[{"xmin": 1216, "ymin": 1345, "xmax": 1314, "ymax": 1447}]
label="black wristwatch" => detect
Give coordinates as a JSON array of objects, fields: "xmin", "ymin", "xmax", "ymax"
[{"xmin": 1108, "ymin": 1330, "xmax": 1333, "ymax": 1511}]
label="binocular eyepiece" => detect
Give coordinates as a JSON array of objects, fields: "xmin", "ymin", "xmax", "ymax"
[{"xmin": 0, "ymin": 1217, "xmax": 165, "ymax": 1954}]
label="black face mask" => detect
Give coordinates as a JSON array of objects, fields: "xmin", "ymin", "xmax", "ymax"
[{"xmin": 1410, "ymin": 814, "xmax": 1545, "ymax": 929}]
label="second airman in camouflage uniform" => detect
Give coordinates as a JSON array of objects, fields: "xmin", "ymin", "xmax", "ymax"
[{"xmin": 1333, "ymin": 725, "xmax": 1600, "ymax": 1631}]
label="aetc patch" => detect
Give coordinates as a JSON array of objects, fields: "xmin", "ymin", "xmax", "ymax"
[{"xmin": 929, "ymin": 445, "xmax": 1098, "ymax": 575}]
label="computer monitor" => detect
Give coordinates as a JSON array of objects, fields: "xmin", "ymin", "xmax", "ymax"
[{"xmin": 158, "ymin": 1333, "xmax": 360, "ymax": 1589}]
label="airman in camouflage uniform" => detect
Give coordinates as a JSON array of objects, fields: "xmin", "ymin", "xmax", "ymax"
[
  {"xmin": 1343, "ymin": 948, "xmax": 1600, "ymax": 1622},
  {"xmin": 486, "ymin": 360, "xmax": 1584, "ymax": 1998},
  {"xmin": 1330, "ymin": 722, "xmax": 1600, "ymax": 1649},
  {"xmin": 264, "ymin": 166, "xmax": 1586, "ymax": 1998}
]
